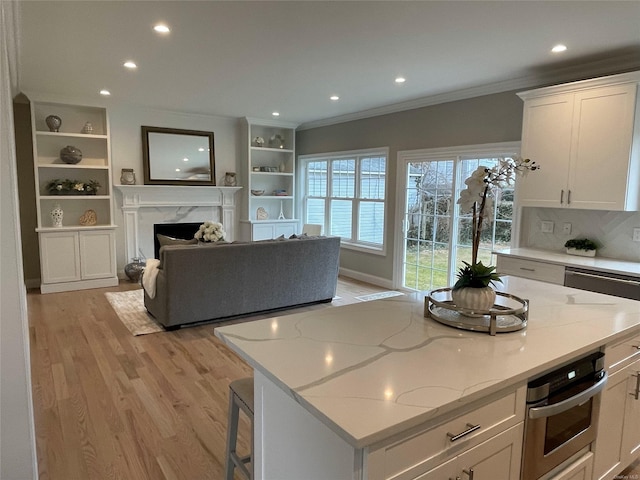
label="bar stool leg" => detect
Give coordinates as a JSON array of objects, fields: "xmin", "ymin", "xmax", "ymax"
[{"xmin": 225, "ymin": 391, "xmax": 240, "ymax": 480}]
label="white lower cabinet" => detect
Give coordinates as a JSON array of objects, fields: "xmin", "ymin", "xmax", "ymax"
[
  {"xmin": 39, "ymin": 228, "xmax": 117, "ymax": 293},
  {"xmin": 367, "ymin": 385, "xmax": 526, "ymax": 480},
  {"xmin": 494, "ymin": 255, "xmax": 565, "ymax": 285},
  {"xmin": 414, "ymin": 423, "xmax": 524, "ymax": 480},
  {"xmin": 593, "ymin": 334, "xmax": 640, "ymax": 479},
  {"xmin": 239, "ymin": 220, "xmax": 299, "ymax": 241},
  {"xmin": 548, "ymin": 452, "xmax": 593, "ymax": 480}
]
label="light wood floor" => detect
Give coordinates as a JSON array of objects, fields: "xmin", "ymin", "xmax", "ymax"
[
  {"xmin": 27, "ymin": 278, "xmax": 640, "ymax": 479},
  {"xmin": 27, "ymin": 276, "xmax": 391, "ymax": 480}
]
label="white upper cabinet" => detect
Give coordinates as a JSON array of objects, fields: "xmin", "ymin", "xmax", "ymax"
[{"xmin": 517, "ymin": 72, "xmax": 640, "ymax": 211}]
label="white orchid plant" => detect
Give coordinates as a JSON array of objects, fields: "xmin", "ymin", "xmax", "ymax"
[
  {"xmin": 194, "ymin": 221, "xmax": 226, "ymax": 242},
  {"xmin": 454, "ymin": 156, "xmax": 539, "ymax": 290}
]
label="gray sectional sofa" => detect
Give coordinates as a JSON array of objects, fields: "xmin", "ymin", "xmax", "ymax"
[{"xmin": 143, "ymin": 236, "xmax": 341, "ymax": 329}]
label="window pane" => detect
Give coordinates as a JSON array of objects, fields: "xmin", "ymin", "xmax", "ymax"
[
  {"xmin": 330, "ymin": 199, "xmax": 352, "ymax": 238},
  {"xmin": 331, "ymin": 159, "xmax": 355, "ymax": 198},
  {"xmin": 308, "ymin": 161, "xmax": 327, "ymax": 197},
  {"xmin": 360, "ymin": 157, "xmax": 386, "ymax": 200},
  {"xmin": 306, "ymin": 198, "xmax": 325, "ymax": 225},
  {"xmin": 358, "ymin": 201, "xmax": 384, "ymax": 244}
]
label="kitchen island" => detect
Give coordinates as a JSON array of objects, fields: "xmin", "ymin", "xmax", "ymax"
[{"xmin": 215, "ymin": 277, "xmax": 640, "ymax": 479}]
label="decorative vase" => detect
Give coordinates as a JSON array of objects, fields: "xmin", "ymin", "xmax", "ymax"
[
  {"xmin": 223, "ymin": 172, "xmax": 237, "ymax": 186},
  {"xmin": 45, "ymin": 115, "xmax": 62, "ymax": 132},
  {"xmin": 50, "ymin": 203, "xmax": 63, "ymax": 227},
  {"xmin": 451, "ymin": 286, "xmax": 496, "ymax": 315},
  {"xmin": 59, "ymin": 145, "xmax": 83, "ymax": 164},
  {"xmin": 81, "ymin": 121, "xmax": 93, "ymax": 134},
  {"xmin": 124, "ymin": 258, "xmax": 145, "ymax": 283},
  {"xmin": 120, "ymin": 168, "xmax": 136, "ymax": 185}
]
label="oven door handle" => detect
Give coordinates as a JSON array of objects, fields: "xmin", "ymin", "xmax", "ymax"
[{"xmin": 528, "ymin": 372, "xmax": 608, "ymax": 420}]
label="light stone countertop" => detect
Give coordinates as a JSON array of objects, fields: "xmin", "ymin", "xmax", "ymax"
[
  {"xmin": 495, "ymin": 247, "xmax": 640, "ymax": 277},
  {"xmin": 215, "ymin": 276, "xmax": 640, "ymax": 449}
]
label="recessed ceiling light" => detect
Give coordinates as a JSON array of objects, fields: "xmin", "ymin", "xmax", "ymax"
[
  {"xmin": 330, "ymin": 95, "xmax": 340, "ymax": 101},
  {"xmin": 551, "ymin": 44, "xmax": 567, "ymax": 53},
  {"xmin": 154, "ymin": 24, "xmax": 170, "ymax": 34},
  {"xmin": 395, "ymin": 77, "xmax": 406, "ymax": 84},
  {"xmin": 123, "ymin": 61, "xmax": 137, "ymax": 69},
  {"xmin": 183, "ymin": 158, "xmax": 189, "ymax": 162},
  {"xmin": 175, "ymin": 168, "xmax": 181, "ymax": 172},
  {"xmin": 99, "ymin": 89, "xmax": 111, "ymax": 96},
  {"xmin": 272, "ymin": 112, "xmax": 280, "ymax": 117},
  {"xmin": 198, "ymin": 148, "xmax": 205, "ymax": 152}
]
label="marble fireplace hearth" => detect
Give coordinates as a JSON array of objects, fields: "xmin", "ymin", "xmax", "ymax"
[{"xmin": 115, "ymin": 185, "xmax": 241, "ymax": 261}]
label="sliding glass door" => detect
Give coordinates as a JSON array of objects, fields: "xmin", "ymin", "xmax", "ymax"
[{"xmin": 397, "ymin": 143, "xmax": 519, "ymax": 291}]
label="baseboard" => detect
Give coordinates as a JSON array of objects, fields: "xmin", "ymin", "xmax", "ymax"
[{"xmin": 338, "ymin": 267, "xmax": 393, "ymax": 289}]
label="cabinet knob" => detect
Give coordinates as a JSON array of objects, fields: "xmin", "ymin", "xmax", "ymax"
[{"xmin": 463, "ymin": 468, "xmax": 475, "ymax": 480}]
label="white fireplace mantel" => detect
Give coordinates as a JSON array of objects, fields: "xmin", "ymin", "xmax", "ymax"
[{"xmin": 115, "ymin": 185, "xmax": 242, "ymax": 260}]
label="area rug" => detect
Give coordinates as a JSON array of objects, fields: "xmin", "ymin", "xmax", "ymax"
[
  {"xmin": 355, "ymin": 291, "xmax": 404, "ymax": 302},
  {"xmin": 105, "ymin": 289, "xmax": 165, "ymax": 336}
]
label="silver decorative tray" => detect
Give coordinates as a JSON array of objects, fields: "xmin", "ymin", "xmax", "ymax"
[{"xmin": 424, "ymin": 288, "xmax": 529, "ymax": 335}]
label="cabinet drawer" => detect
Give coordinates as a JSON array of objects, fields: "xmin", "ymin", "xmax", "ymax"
[
  {"xmin": 372, "ymin": 385, "xmax": 526, "ymax": 480},
  {"xmin": 496, "ymin": 256, "xmax": 565, "ymax": 285},
  {"xmin": 605, "ymin": 332, "xmax": 640, "ymax": 372}
]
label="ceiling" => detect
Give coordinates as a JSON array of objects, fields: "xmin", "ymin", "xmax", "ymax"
[{"xmin": 18, "ymin": 1, "xmax": 640, "ymax": 128}]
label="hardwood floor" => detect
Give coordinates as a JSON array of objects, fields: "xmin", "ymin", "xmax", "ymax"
[
  {"xmin": 27, "ymin": 277, "xmax": 390, "ymax": 480},
  {"xmin": 27, "ymin": 278, "xmax": 640, "ymax": 479}
]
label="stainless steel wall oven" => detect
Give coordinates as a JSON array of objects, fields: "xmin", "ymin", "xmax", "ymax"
[{"xmin": 521, "ymin": 351, "xmax": 607, "ymax": 480}]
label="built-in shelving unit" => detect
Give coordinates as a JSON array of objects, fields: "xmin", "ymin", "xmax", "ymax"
[
  {"xmin": 30, "ymin": 99, "xmax": 118, "ymax": 293},
  {"xmin": 239, "ymin": 117, "xmax": 299, "ymax": 240}
]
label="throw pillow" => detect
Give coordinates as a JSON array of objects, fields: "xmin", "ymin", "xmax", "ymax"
[{"xmin": 156, "ymin": 234, "xmax": 198, "ymax": 248}]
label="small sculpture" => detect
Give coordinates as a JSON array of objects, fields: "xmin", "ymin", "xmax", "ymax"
[
  {"xmin": 81, "ymin": 122, "xmax": 94, "ymax": 134},
  {"xmin": 79, "ymin": 209, "xmax": 97, "ymax": 226}
]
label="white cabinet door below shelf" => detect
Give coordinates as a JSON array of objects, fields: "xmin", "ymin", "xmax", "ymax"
[
  {"xmin": 79, "ymin": 230, "xmax": 116, "ymax": 279},
  {"xmin": 40, "ymin": 231, "xmax": 81, "ymax": 283}
]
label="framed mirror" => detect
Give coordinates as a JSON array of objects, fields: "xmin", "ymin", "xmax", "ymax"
[{"xmin": 142, "ymin": 126, "xmax": 216, "ymax": 185}]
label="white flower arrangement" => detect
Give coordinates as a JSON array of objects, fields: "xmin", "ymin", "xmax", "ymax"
[
  {"xmin": 194, "ymin": 221, "xmax": 226, "ymax": 242},
  {"xmin": 454, "ymin": 156, "xmax": 539, "ymax": 289}
]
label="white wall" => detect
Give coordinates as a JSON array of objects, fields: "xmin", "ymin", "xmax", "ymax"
[{"xmin": 1, "ymin": 0, "xmax": 37, "ymax": 477}]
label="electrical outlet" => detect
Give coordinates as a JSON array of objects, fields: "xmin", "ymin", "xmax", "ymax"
[
  {"xmin": 633, "ymin": 228, "xmax": 640, "ymax": 242},
  {"xmin": 563, "ymin": 223, "xmax": 572, "ymax": 235},
  {"xmin": 541, "ymin": 221, "xmax": 554, "ymax": 233}
]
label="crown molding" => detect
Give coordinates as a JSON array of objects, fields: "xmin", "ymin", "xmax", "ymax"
[{"xmin": 298, "ymin": 54, "xmax": 640, "ymax": 131}]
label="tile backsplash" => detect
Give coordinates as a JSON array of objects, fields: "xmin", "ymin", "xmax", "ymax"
[{"xmin": 519, "ymin": 207, "xmax": 640, "ymax": 261}]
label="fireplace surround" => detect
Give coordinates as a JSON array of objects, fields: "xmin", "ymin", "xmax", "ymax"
[{"xmin": 115, "ymin": 185, "xmax": 241, "ymax": 261}]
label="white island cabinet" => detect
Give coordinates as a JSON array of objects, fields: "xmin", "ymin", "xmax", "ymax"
[
  {"xmin": 215, "ymin": 277, "xmax": 640, "ymax": 480},
  {"xmin": 516, "ymin": 71, "xmax": 640, "ymax": 211}
]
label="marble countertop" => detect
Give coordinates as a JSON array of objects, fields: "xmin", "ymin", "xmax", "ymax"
[
  {"xmin": 215, "ymin": 277, "xmax": 640, "ymax": 449},
  {"xmin": 495, "ymin": 247, "xmax": 640, "ymax": 277}
]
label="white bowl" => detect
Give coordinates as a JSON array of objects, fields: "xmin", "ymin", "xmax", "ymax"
[{"xmin": 251, "ymin": 189, "xmax": 265, "ymax": 196}]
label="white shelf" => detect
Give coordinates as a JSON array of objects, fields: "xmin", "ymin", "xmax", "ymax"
[
  {"xmin": 38, "ymin": 163, "xmax": 109, "ymax": 170},
  {"xmin": 40, "ymin": 195, "xmax": 111, "ymax": 200},
  {"xmin": 36, "ymin": 131, "xmax": 108, "ymax": 140},
  {"xmin": 251, "ymin": 146, "xmax": 294, "ymax": 154},
  {"xmin": 36, "ymin": 224, "xmax": 117, "ymax": 232}
]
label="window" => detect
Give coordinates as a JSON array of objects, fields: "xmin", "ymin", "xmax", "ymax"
[{"xmin": 300, "ymin": 148, "xmax": 388, "ymax": 252}]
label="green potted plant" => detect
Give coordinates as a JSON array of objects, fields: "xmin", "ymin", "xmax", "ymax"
[
  {"xmin": 452, "ymin": 156, "xmax": 539, "ymax": 313},
  {"xmin": 564, "ymin": 238, "xmax": 598, "ymax": 257}
]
